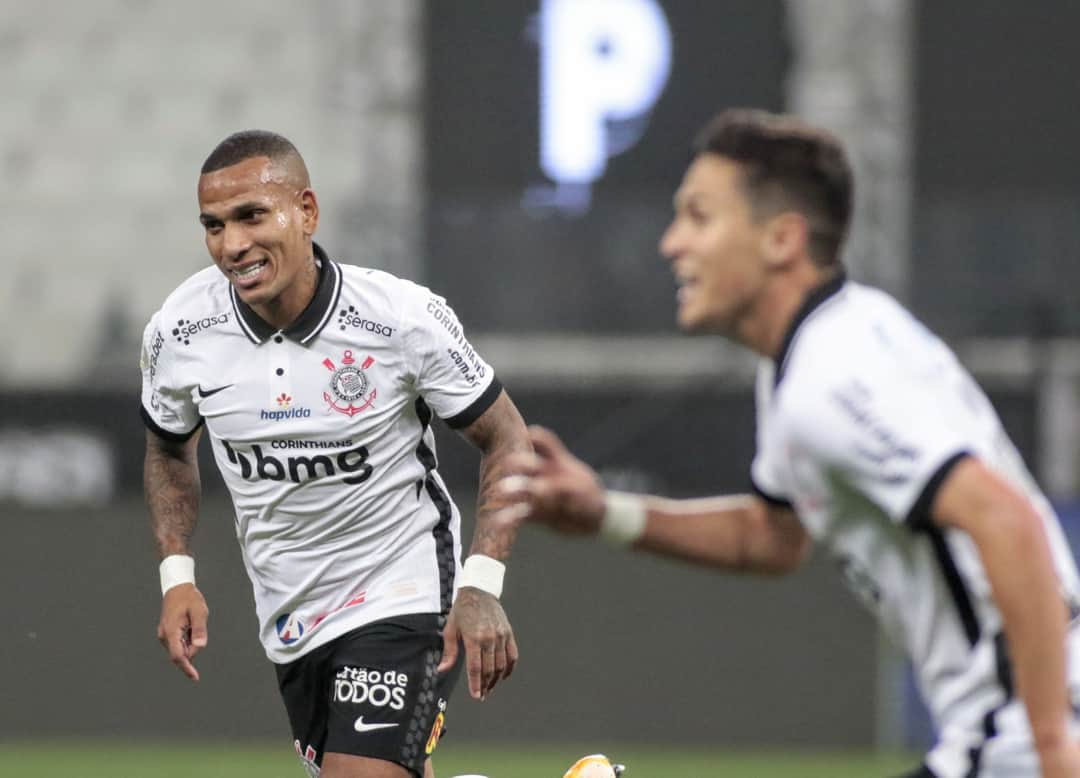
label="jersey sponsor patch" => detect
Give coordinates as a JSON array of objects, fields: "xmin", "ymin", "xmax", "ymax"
[
  {"xmin": 336, "ymin": 306, "xmax": 395, "ymax": 337},
  {"xmin": 219, "ymin": 439, "xmax": 374, "ymax": 485},
  {"xmin": 277, "ymin": 612, "xmax": 306, "ymax": 645},
  {"xmin": 172, "ymin": 313, "xmax": 231, "ymax": 345},
  {"xmin": 333, "ymin": 666, "xmax": 410, "ymax": 711}
]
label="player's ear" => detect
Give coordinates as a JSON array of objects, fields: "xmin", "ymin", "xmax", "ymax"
[
  {"xmin": 760, "ymin": 211, "xmax": 809, "ymax": 269},
  {"xmin": 299, "ymin": 188, "xmax": 319, "ymax": 236}
]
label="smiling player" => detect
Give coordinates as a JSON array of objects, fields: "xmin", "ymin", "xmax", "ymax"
[{"xmin": 140, "ymin": 130, "xmax": 531, "ymax": 778}]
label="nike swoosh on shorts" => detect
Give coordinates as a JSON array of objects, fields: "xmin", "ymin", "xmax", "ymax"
[{"xmin": 353, "ymin": 717, "xmax": 399, "ymax": 733}]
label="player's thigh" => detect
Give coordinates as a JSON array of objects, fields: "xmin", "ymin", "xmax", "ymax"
[
  {"xmin": 320, "ymin": 752, "xmax": 431, "ymax": 778},
  {"xmin": 323, "ymin": 614, "xmax": 461, "ymax": 774}
]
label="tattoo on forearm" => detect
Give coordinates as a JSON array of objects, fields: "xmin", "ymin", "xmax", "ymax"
[
  {"xmin": 463, "ymin": 395, "xmax": 531, "ymax": 560},
  {"xmin": 144, "ymin": 439, "xmax": 201, "ymax": 558}
]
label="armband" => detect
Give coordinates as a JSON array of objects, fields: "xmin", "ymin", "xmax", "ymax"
[
  {"xmin": 159, "ymin": 554, "xmax": 195, "ymax": 595},
  {"xmin": 600, "ymin": 491, "xmax": 648, "ymax": 545},
  {"xmin": 458, "ymin": 554, "xmax": 505, "ymax": 599}
]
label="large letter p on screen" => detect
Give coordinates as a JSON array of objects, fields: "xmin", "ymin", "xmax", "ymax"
[{"xmin": 540, "ymin": 0, "xmax": 672, "ymax": 187}]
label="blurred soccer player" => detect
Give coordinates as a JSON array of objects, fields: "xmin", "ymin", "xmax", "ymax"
[
  {"xmin": 140, "ymin": 130, "xmax": 530, "ymax": 778},
  {"xmin": 498, "ymin": 109, "xmax": 1080, "ymax": 777}
]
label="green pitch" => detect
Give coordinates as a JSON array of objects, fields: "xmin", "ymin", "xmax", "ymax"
[{"xmin": 0, "ymin": 741, "xmax": 916, "ymax": 777}]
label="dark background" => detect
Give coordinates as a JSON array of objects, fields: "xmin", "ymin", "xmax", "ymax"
[{"xmin": 425, "ymin": 0, "xmax": 1080, "ymax": 339}]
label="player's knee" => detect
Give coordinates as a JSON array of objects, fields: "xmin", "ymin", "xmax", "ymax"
[{"xmin": 320, "ymin": 752, "xmax": 412, "ymax": 777}]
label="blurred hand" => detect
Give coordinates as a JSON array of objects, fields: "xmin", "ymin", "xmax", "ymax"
[
  {"xmin": 495, "ymin": 425, "xmax": 607, "ymax": 536},
  {"xmin": 438, "ymin": 587, "xmax": 517, "ymax": 700},
  {"xmin": 157, "ymin": 583, "xmax": 209, "ymax": 682}
]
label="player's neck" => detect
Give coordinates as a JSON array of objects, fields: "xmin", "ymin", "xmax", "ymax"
[
  {"xmin": 253, "ymin": 258, "xmax": 319, "ymax": 332},
  {"xmin": 740, "ymin": 264, "xmax": 835, "ymax": 360}
]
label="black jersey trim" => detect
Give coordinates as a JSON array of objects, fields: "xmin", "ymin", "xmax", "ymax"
[
  {"xmin": 905, "ymin": 451, "xmax": 972, "ymax": 530},
  {"xmin": 414, "ymin": 398, "xmax": 438, "ymax": 472},
  {"xmin": 773, "ymin": 271, "xmax": 847, "ymax": 388},
  {"xmin": 750, "ymin": 478, "xmax": 794, "ymax": 510},
  {"xmin": 443, "ymin": 376, "xmax": 503, "ymax": 430},
  {"xmin": 963, "ymin": 632, "xmax": 1015, "ymax": 777},
  {"xmin": 289, "ymin": 249, "xmax": 342, "ymax": 345},
  {"xmin": 414, "ymin": 397, "xmax": 456, "ymax": 620},
  {"xmin": 230, "ymin": 243, "xmax": 341, "ymax": 345},
  {"xmin": 426, "ymin": 477, "xmax": 456, "ymax": 621},
  {"xmin": 140, "ymin": 405, "xmax": 204, "ymax": 443},
  {"xmin": 925, "ymin": 525, "xmax": 981, "ymax": 647}
]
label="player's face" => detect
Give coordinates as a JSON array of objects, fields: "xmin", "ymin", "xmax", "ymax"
[
  {"xmin": 659, "ymin": 154, "xmax": 768, "ymax": 337},
  {"xmin": 198, "ymin": 156, "xmax": 319, "ymax": 321}
]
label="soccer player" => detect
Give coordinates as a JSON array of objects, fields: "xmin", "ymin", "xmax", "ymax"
[
  {"xmin": 140, "ymin": 130, "xmax": 530, "ymax": 778},
  {"xmin": 497, "ymin": 109, "xmax": 1080, "ymax": 777}
]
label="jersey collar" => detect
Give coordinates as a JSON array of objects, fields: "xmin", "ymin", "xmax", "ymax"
[
  {"xmin": 773, "ymin": 270, "xmax": 847, "ymax": 387},
  {"xmin": 230, "ymin": 243, "xmax": 343, "ymax": 345}
]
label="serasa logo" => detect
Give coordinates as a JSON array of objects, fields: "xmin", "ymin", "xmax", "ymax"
[
  {"xmin": 337, "ymin": 306, "xmax": 395, "ymax": 337},
  {"xmin": 172, "ymin": 313, "xmax": 230, "ymax": 345},
  {"xmin": 529, "ymin": 0, "xmax": 672, "ymax": 212},
  {"xmin": 220, "ymin": 441, "xmax": 373, "ymax": 485},
  {"xmin": 145, "ymin": 329, "xmax": 165, "ymax": 382}
]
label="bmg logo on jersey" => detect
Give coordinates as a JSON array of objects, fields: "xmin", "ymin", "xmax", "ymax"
[
  {"xmin": 172, "ymin": 313, "xmax": 230, "ymax": 345},
  {"xmin": 334, "ymin": 666, "xmax": 409, "ymax": 711},
  {"xmin": 221, "ymin": 440, "xmax": 373, "ymax": 485}
]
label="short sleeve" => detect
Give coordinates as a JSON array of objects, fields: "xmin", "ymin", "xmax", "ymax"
[
  {"xmin": 785, "ymin": 372, "xmax": 971, "ymax": 526},
  {"xmin": 750, "ymin": 362, "xmax": 794, "ymax": 507},
  {"xmin": 402, "ymin": 287, "xmax": 501, "ymax": 428},
  {"xmin": 139, "ymin": 311, "xmax": 202, "ymax": 441}
]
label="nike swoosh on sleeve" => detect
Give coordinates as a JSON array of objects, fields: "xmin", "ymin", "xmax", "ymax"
[{"xmin": 197, "ymin": 384, "xmax": 234, "ymax": 398}]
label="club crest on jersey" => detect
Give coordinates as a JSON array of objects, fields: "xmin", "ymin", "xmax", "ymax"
[
  {"xmin": 323, "ymin": 350, "xmax": 377, "ymax": 417},
  {"xmin": 276, "ymin": 612, "xmax": 306, "ymax": 645}
]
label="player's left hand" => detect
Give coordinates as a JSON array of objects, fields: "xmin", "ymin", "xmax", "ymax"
[{"xmin": 439, "ymin": 587, "xmax": 518, "ymax": 700}]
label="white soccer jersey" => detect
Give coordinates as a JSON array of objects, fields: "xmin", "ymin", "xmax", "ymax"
[
  {"xmin": 140, "ymin": 244, "xmax": 500, "ymax": 663},
  {"xmin": 751, "ymin": 276, "xmax": 1080, "ymax": 776}
]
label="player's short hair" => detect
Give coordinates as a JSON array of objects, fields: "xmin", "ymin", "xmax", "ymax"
[
  {"xmin": 694, "ymin": 109, "xmax": 853, "ymax": 268},
  {"xmin": 200, "ymin": 129, "xmax": 307, "ymax": 178}
]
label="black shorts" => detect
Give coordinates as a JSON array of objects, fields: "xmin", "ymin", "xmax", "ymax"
[{"xmin": 275, "ymin": 613, "xmax": 462, "ymax": 778}]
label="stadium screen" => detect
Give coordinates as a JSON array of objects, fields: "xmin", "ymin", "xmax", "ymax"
[{"xmin": 424, "ymin": 0, "xmax": 786, "ymax": 334}]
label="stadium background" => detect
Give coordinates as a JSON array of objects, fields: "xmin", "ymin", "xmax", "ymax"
[{"xmin": 3, "ymin": 0, "xmax": 1079, "ymax": 774}]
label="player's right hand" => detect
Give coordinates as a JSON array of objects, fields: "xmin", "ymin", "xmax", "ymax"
[
  {"xmin": 157, "ymin": 583, "xmax": 209, "ymax": 682},
  {"xmin": 494, "ymin": 425, "xmax": 607, "ymax": 536}
]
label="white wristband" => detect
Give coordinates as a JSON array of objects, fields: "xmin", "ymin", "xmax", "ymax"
[
  {"xmin": 600, "ymin": 491, "xmax": 648, "ymax": 545},
  {"xmin": 458, "ymin": 554, "xmax": 505, "ymax": 599},
  {"xmin": 160, "ymin": 554, "xmax": 195, "ymax": 595}
]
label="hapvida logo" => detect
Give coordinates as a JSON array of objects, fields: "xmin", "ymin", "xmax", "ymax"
[
  {"xmin": 260, "ymin": 407, "xmax": 312, "ymax": 421},
  {"xmin": 261, "ymin": 395, "xmax": 312, "ymax": 421}
]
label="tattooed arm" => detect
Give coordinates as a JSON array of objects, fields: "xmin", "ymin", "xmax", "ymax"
[
  {"xmin": 437, "ymin": 390, "xmax": 532, "ymax": 700},
  {"xmin": 145, "ymin": 427, "xmax": 209, "ymax": 682}
]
